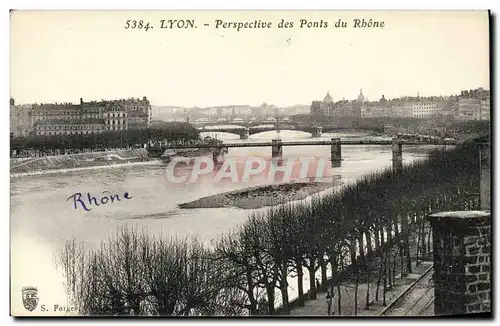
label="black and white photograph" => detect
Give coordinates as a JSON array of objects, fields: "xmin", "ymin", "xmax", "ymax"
[{"xmin": 9, "ymin": 9, "xmax": 491, "ymax": 317}]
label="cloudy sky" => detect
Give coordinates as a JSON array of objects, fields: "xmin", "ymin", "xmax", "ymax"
[{"xmin": 10, "ymin": 10, "xmax": 489, "ymax": 107}]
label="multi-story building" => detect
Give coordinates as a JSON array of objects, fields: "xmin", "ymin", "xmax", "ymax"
[
  {"xmin": 392, "ymin": 102, "xmax": 413, "ymax": 118},
  {"xmin": 333, "ymin": 100, "xmax": 362, "ymax": 118},
  {"xmin": 456, "ymin": 88, "xmax": 490, "ymax": 121},
  {"xmin": 10, "ymin": 99, "xmax": 34, "ymax": 137},
  {"xmin": 81, "ymin": 98, "xmax": 105, "ymax": 119},
  {"xmin": 361, "ymin": 98, "xmax": 394, "ymax": 118},
  {"xmin": 233, "ymin": 105, "xmax": 252, "ymax": 116},
  {"xmin": 205, "ymin": 107, "xmax": 218, "ymax": 116},
  {"xmin": 310, "ymin": 88, "xmax": 488, "ymax": 120},
  {"xmin": 127, "ymin": 110, "xmax": 149, "ymax": 129},
  {"xmin": 311, "ymin": 90, "xmax": 363, "ymax": 118},
  {"xmin": 480, "ymin": 98, "xmax": 490, "ymax": 120},
  {"xmin": 103, "ymin": 105, "xmax": 127, "ymax": 131},
  {"xmin": 310, "ymin": 92, "xmax": 334, "ymax": 115},
  {"xmin": 410, "ymin": 101, "xmax": 439, "ymax": 119},
  {"xmin": 26, "ymin": 96, "xmax": 152, "ymax": 136},
  {"xmin": 258, "ymin": 102, "xmax": 278, "ymax": 117},
  {"xmin": 35, "ymin": 119, "xmax": 105, "ymax": 136},
  {"xmin": 31, "ymin": 103, "xmax": 81, "ymax": 126},
  {"xmin": 119, "ymin": 96, "xmax": 152, "ymax": 127},
  {"xmin": 457, "ymin": 97, "xmax": 481, "ymax": 120}
]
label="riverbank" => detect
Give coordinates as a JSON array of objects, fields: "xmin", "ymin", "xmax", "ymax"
[
  {"xmin": 178, "ymin": 180, "xmax": 342, "ymax": 210},
  {"xmin": 10, "ymin": 148, "xmax": 212, "ymax": 177}
]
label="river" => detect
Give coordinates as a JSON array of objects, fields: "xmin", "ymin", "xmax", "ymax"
[{"xmin": 10, "ymin": 130, "xmax": 439, "ymax": 315}]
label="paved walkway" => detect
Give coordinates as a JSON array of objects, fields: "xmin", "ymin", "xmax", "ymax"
[
  {"xmin": 290, "ymin": 260, "xmax": 433, "ymax": 316},
  {"xmin": 382, "ymin": 266, "xmax": 434, "ymax": 316}
]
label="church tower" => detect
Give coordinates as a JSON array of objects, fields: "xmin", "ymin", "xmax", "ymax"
[{"xmin": 357, "ymin": 89, "xmax": 365, "ymax": 102}]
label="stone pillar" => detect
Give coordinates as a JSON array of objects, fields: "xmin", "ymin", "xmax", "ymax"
[
  {"xmin": 271, "ymin": 139, "xmax": 282, "ymax": 158},
  {"xmin": 312, "ymin": 126, "xmax": 323, "ymax": 138},
  {"xmin": 240, "ymin": 128, "xmax": 250, "ymax": 140},
  {"xmin": 479, "ymin": 143, "xmax": 490, "ymax": 211},
  {"xmin": 392, "ymin": 138, "xmax": 403, "ymax": 175},
  {"xmin": 212, "ymin": 140, "xmax": 224, "ymax": 162},
  {"xmin": 331, "ymin": 138, "xmax": 342, "ymax": 167},
  {"xmin": 427, "ymin": 211, "xmax": 491, "ymax": 316}
]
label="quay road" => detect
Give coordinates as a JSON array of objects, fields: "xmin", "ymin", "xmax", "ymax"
[
  {"xmin": 157, "ymin": 139, "xmax": 458, "ymax": 150},
  {"xmin": 379, "ymin": 265, "xmax": 435, "ymax": 316}
]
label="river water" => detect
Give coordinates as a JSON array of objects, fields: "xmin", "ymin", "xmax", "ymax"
[{"xmin": 10, "ymin": 130, "xmax": 438, "ymax": 315}]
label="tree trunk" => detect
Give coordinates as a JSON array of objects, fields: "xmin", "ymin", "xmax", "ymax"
[
  {"xmin": 402, "ymin": 212, "xmax": 412, "ymax": 274},
  {"xmin": 386, "ymin": 224, "xmax": 393, "ymax": 246},
  {"xmin": 427, "ymin": 228, "xmax": 431, "ymax": 256},
  {"xmin": 337, "ymin": 282, "xmax": 342, "ymax": 315},
  {"xmin": 380, "ymin": 228, "xmax": 385, "ymax": 252},
  {"xmin": 416, "ymin": 220, "xmax": 422, "ymax": 265},
  {"xmin": 374, "ymin": 229, "xmax": 381, "ymax": 256},
  {"xmin": 280, "ymin": 282, "xmax": 289, "ymax": 314},
  {"xmin": 393, "ymin": 215, "xmax": 400, "ymax": 241},
  {"xmin": 400, "ymin": 246, "xmax": 404, "ymax": 278},
  {"xmin": 406, "ymin": 242, "xmax": 412, "ymax": 274},
  {"xmin": 375, "ymin": 254, "xmax": 383, "ymax": 301},
  {"xmin": 266, "ymin": 284, "xmax": 275, "ymax": 315},
  {"xmin": 358, "ymin": 234, "xmax": 365, "ymax": 262},
  {"xmin": 366, "ymin": 231, "xmax": 373, "ymax": 258},
  {"xmin": 308, "ymin": 261, "xmax": 317, "ymax": 300},
  {"xmin": 349, "ymin": 240, "xmax": 357, "ymax": 265},
  {"xmin": 365, "ymin": 268, "xmax": 371, "ymax": 310},
  {"xmin": 297, "ymin": 260, "xmax": 305, "ymax": 307},
  {"xmin": 422, "ymin": 224, "xmax": 427, "ymax": 260},
  {"xmin": 354, "ymin": 272, "xmax": 359, "ymax": 316},
  {"xmin": 392, "ymin": 252, "xmax": 397, "ymax": 285},
  {"xmin": 320, "ymin": 257, "xmax": 327, "ymax": 286},
  {"xmin": 383, "ymin": 254, "xmax": 387, "ymax": 306},
  {"xmin": 330, "ymin": 254, "xmax": 338, "ymax": 277},
  {"xmin": 246, "ymin": 269, "xmax": 258, "ymax": 315}
]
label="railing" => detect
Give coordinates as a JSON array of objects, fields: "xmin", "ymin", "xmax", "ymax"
[{"xmin": 159, "ymin": 139, "xmax": 458, "ymax": 149}]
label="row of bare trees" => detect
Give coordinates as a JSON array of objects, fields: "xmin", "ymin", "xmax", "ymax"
[{"xmin": 57, "ymin": 139, "xmax": 482, "ymax": 316}]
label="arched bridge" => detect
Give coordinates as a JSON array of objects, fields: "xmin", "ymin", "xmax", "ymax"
[{"xmin": 197, "ymin": 125, "xmax": 359, "ymax": 139}]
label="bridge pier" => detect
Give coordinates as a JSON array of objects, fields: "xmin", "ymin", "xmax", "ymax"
[
  {"xmin": 271, "ymin": 139, "xmax": 283, "ymax": 158},
  {"xmin": 331, "ymin": 138, "xmax": 342, "ymax": 167},
  {"xmin": 392, "ymin": 138, "xmax": 403, "ymax": 175},
  {"xmin": 212, "ymin": 140, "xmax": 226, "ymax": 163},
  {"xmin": 240, "ymin": 128, "xmax": 250, "ymax": 140},
  {"xmin": 312, "ymin": 126, "xmax": 323, "ymax": 138}
]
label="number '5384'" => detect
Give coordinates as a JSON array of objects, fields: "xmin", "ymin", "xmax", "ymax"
[{"xmin": 124, "ymin": 20, "xmax": 152, "ymax": 31}]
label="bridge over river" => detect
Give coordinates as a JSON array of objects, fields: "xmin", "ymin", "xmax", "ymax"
[{"xmin": 148, "ymin": 138, "xmax": 457, "ymax": 172}]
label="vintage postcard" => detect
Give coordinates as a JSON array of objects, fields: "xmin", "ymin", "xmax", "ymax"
[{"xmin": 10, "ymin": 10, "xmax": 491, "ymax": 317}]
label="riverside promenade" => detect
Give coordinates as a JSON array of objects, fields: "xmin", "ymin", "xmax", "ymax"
[{"xmin": 290, "ymin": 259, "xmax": 434, "ymax": 317}]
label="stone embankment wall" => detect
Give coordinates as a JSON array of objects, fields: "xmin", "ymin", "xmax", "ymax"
[{"xmin": 11, "ymin": 149, "xmax": 150, "ymax": 175}]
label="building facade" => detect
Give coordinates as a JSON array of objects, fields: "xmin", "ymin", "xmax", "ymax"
[
  {"xmin": 10, "ymin": 96, "xmax": 152, "ymax": 137},
  {"xmin": 310, "ymin": 90, "xmax": 363, "ymax": 118},
  {"xmin": 10, "ymin": 99, "xmax": 34, "ymax": 137},
  {"xmin": 410, "ymin": 101, "xmax": 439, "ymax": 119},
  {"xmin": 309, "ymin": 88, "xmax": 490, "ymax": 120},
  {"xmin": 35, "ymin": 119, "xmax": 105, "ymax": 136},
  {"xmin": 457, "ymin": 88, "xmax": 490, "ymax": 121}
]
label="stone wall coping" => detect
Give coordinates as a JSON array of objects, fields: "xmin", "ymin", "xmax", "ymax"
[{"xmin": 427, "ymin": 211, "xmax": 490, "ymax": 227}]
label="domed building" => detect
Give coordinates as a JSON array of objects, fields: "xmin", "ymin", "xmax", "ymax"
[
  {"xmin": 311, "ymin": 91, "xmax": 335, "ymax": 115},
  {"xmin": 323, "ymin": 91, "xmax": 334, "ymax": 103}
]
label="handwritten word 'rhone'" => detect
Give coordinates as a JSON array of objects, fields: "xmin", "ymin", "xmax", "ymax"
[{"xmin": 67, "ymin": 192, "xmax": 132, "ymax": 211}]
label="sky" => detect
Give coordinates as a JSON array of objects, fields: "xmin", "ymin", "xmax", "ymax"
[{"xmin": 10, "ymin": 10, "xmax": 490, "ymax": 107}]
